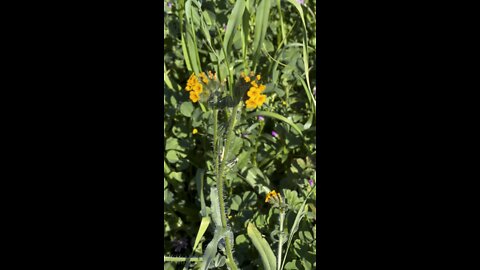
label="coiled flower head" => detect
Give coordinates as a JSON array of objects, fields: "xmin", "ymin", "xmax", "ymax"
[
  {"xmin": 239, "ymin": 71, "xmax": 267, "ymax": 110},
  {"xmin": 265, "ymin": 190, "xmax": 281, "ymax": 203},
  {"xmin": 185, "ymin": 71, "xmax": 219, "ymax": 103}
]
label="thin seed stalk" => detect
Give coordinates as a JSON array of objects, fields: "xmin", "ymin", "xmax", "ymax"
[
  {"xmin": 276, "ymin": 0, "xmax": 286, "ymax": 47},
  {"xmin": 216, "ymin": 103, "xmax": 241, "ymax": 270}
]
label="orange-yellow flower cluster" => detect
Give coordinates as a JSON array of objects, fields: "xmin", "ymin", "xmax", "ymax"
[
  {"xmin": 265, "ymin": 190, "xmax": 281, "ymax": 203},
  {"xmin": 185, "ymin": 73, "xmax": 202, "ymax": 103},
  {"xmin": 241, "ymin": 72, "xmax": 267, "ymax": 110},
  {"xmin": 185, "ymin": 71, "xmax": 217, "ymax": 103}
]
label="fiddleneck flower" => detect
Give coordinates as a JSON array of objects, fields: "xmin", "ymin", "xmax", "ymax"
[{"xmin": 241, "ymin": 72, "xmax": 267, "ymax": 110}]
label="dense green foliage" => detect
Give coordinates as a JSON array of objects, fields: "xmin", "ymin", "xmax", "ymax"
[{"xmin": 164, "ymin": 0, "xmax": 316, "ymax": 269}]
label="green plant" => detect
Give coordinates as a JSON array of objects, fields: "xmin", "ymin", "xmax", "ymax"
[{"xmin": 164, "ymin": 0, "xmax": 316, "ymax": 269}]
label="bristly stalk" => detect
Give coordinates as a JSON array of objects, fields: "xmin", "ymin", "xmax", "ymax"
[
  {"xmin": 213, "ymin": 104, "xmax": 219, "ymax": 177},
  {"xmin": 277, "ymin": 210, "xmax": 285, "ymax": 270},
  {"xmin": 216, "ymin": 102, "xmax": 241, "ymax": 270},
  {"xmin": 164, "ymin": 256, "xmax": 202, "ymax": 262}
]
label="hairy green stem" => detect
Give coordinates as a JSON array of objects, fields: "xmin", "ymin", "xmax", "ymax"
[
  {"xmin": 213, "ymin": 107, "xmax": 219, "ymax": 177},
  {"xmin": 216, "ymin": 103, "xmax": 241, "ymax": 270},
  {"xmin": 164, "ymin": 256, "xmax": 202, "ymax": 262},
  {"xmin": 277, "ymin": 210, "xmax": 285, "ymax": 270}
]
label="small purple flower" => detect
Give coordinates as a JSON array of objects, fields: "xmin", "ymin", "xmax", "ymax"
[
  {"xmin": 167, "ymin": 2, "xmax": 172, "ymax": 8},
  {"xmin": 258, "ymin": 116, "xmax": 265, "ymax": 121},
  {"xmin": 271, "ymin": 131, "xmax": 279, "ymax": 138},
  {"xmin": 223, "ymin": 23, "xmax": 227, "ymax": 31},
  {"xmin": 297, "ymin": 0, "xmax": 305, "ymax": 5},
  {"xmin": 308, "ymin": 179, "xmax": 314, "ymax": 187}
]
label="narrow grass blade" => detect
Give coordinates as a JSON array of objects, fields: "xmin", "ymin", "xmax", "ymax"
[
  {"xmin": 164, "ymin": 66, "xmax": 182, "ymax": 92},
  {"xmin": 252, "ymin": 0, "xmax": 273, "ymax": 63},
  {"xmin": 186, "ymin": 24, "xmax": 201, "ymax": 74},
  {"xmin": 180, "ymin": 33, "xmax": 193, "ymax": 72},
  {"xmin": 295, "ymin": 72, "xmax": 315, "ymax": 109},
  {"xmin": 248, "ymin": 110, "xmax": 304, "ymax": 137},
  {"xmin": 184, "ymin": 0, "xmax": 201, "ymax": 74},
  {"xmin": 177, "ymin": 0, "xmax": 194, "ymax": 72},
  {"xmin": 275, "ymin": 0, "xmax": 286, "ymax": 46},
  {"xmin": 194, "ymin": 168, "xmax": 207, "ymax": 217},
  {"xmin": 223, "ymin": 0, "xmax": 246, "ymax": 52},
  {"xmin": 241, "ymin": 8, "xmax": 250, "ymax": 65},
  {"xmin": 247, "ymin": 222, "xmax": 277, "ymax": 270},
  {"xmin": 286, "ymin": 0, "xmax": 312, "ymax": 93}
]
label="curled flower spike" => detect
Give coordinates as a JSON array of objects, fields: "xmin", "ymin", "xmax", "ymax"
[
  {"xmin": 189, "ymin": 91, "xmax": 199, "ymax": 103},
  {"xmin": 184, "ymin": 71, "xmax": 219, "ymax": 103},
  {"xmin": 241, "ymin": 71, "xmax": 267, "ymax": 110},
  {"xmin": 265, "ymin": 190, "xmax": 281, "ymax": 203},
  {"xmin": 199, "ymin": 72, "xmax": 209, "ymax": 84}
]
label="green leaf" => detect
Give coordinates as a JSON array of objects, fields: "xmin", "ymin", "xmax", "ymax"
[
  {"xmin": 243, "ymin": 166, "xmax": 270, "ymax": 190},
  {"xmin": 210, "ymin": 186, "xmax": 222, "ymax": 227},
  {"xmin": 200, "ymin": 227, "xmax": 228, "ymax": 270},
  {"xmin": 235, "ymin": 234, "xmax": 248, "ymax": 245},
  {"xmin": 301, "ymin": 258, "xmax": 312, "ymax": 270},
  {"xmin": 168, "ymin": 171, "xmax": 185, "ymax": 183},
  {"xmin": 164, "ymin": 160, "xmax": 171, "ymax": 175},
  {"xmin": 193, "ymin": 216, "xmax": 210, "ymax": 253},
  {"xmin": 283, "ymin": 189, "xmax": 301, "ymax": 210},
  {"xmin": 284, "ymin": 260, "xmax": 300, "ymax": 270},
  {"xmin": 180, "ymin": 101, "xmax": 195, "ymax": 117},
  {"xmin": 236, "ymin": 150, "xmax": 251, "ymax": 169},
  {"xmin": 165, "ymin": 150, "xmax": 179, "ymax": 163},
  {"xmin": 227, "ymin": 136, "xmax": 243, "ymax": 161},
  {"xmin": 164, "ymin": 189, "xmax": 174, "ymax": 204},
  {"xmin": 247, "ymin": 222, "xmax": 276, "ymax": 270},
  {"xmin": 230, "ymin": 195, "xmax": 242, "ymax": 211},
  {"xmin": 191, "ymin": 107, "xmax": 203, "ymax": 127},
  {"xmin": 165, "ymin": 137, "xmax": 180, "ymax": 151}
]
